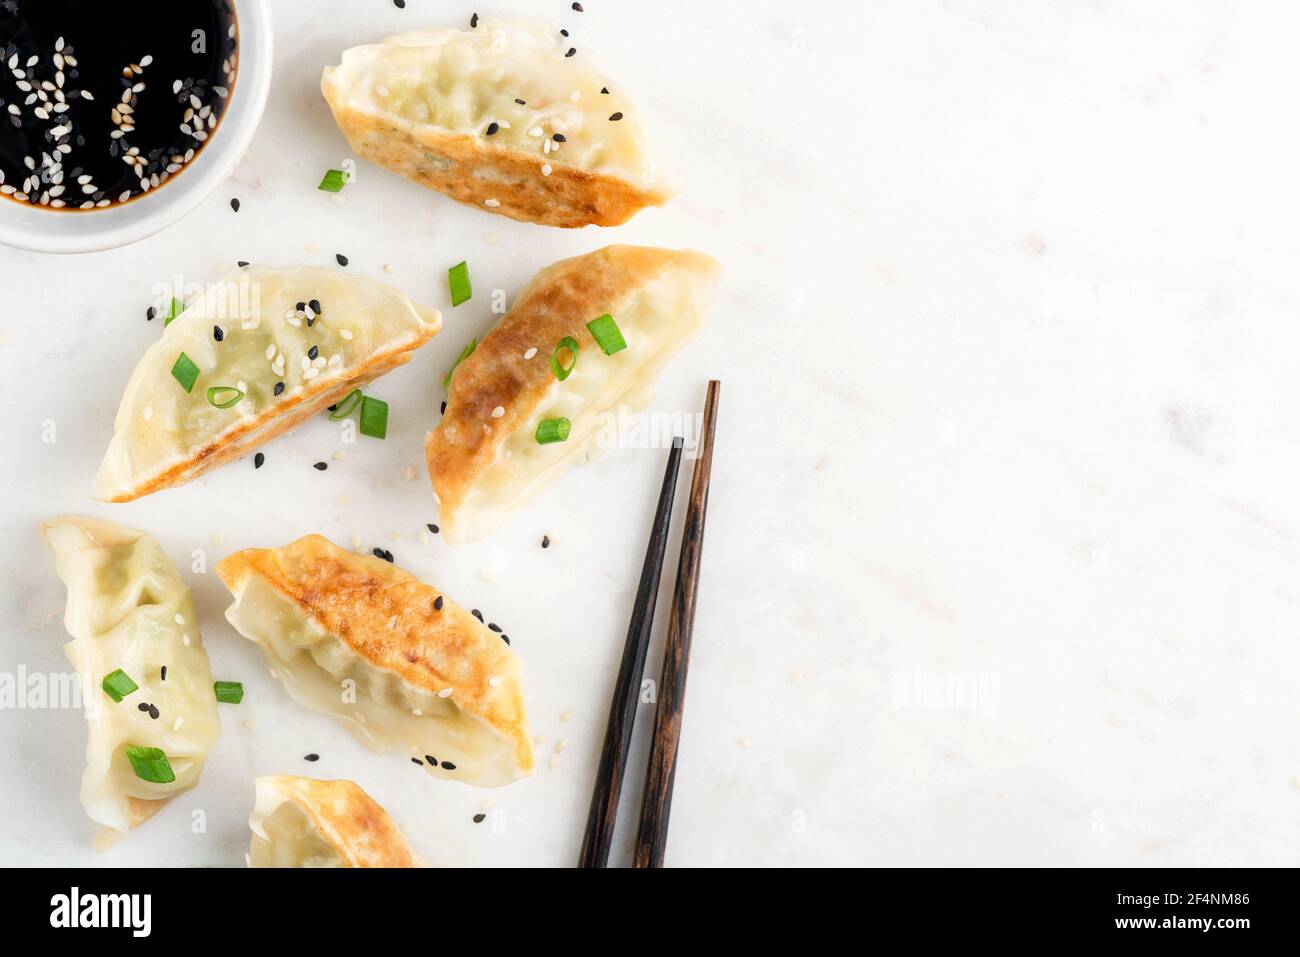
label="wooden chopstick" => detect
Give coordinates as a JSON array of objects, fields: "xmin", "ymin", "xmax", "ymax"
[
  {"xmin": 578, "ymin": 435, "xmax": 686, "ymax": 868},
  {"xmin": 633, "ymin": 379, "xmax": 720, "ymax": 868}
]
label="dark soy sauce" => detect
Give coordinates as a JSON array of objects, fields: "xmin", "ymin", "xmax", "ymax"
[{"xmin": 0, "ymin": 0, "xmax": 237, "ymax": 210}]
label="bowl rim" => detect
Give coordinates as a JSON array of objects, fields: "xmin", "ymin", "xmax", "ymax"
[{"xmin": 0, "ymin": 0, "xmax": 274, "ymax": 254}]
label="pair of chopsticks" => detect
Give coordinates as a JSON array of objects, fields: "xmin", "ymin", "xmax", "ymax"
[{"xmin": 579, "ymin": 380, "xmax": 720, "ymax": 868}]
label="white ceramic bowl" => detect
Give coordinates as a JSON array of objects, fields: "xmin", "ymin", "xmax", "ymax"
[{"xmin": 0, "ymin": 0, "xmax": 273, "ymax": 254}]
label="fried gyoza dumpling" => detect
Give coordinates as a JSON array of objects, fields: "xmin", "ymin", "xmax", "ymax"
[
  {"xmin": 427, "ymin": 245, "xmax": 720, "ymax": 543},
  {"xmin": 248, "ymin": 775, "xmax": 422, "ymax": 868},
  {"xmin": 94, "ymin": 265, "xmax": 441, "ymax": 502},
  {"xmin": 217, "ymin": 535, "xmax": 534, "ymax": 787},
  {"xmin": 43, "ymin": 516, "xmax": 221, "ymax": 848},
  {"xmin": 321, "ymin": 18, "xmax": 670, "ymax": 227}
]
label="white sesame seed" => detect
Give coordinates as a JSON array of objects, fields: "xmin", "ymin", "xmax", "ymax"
[
  {"xmin": 174, "ymin": 614, "xmax": 185, "ymax": 625},
  {"xmin": 55, "ymin": 37, "xmax": 64, "ymax": 52},
  {"xmin": 79, "ymin": 90, "xmax": 93, "ymax": 101},
  {"xmin": 25, "ymin": 56, "xmax": 36, "ymax": 67},
  {"xmin": 438, "ymin": 688, "xmax": 454, "ymax": 698},
  {"xmin": 140, "ymin": 55, "xmax": 153, "ymax": 68},
  {"xmin": 375, "ymin": 84, "xmax": 389, "ymax": 97},
  {"xmin": 484, "ymin": 198, "xmax": 500, "ymax": 207},
  {"xmin": 303, "ymin": 368, "xmax": 320, "ymax": 380},
  {"xmin": 7, "ymin": 104, "xmax": 20, "ymax": 116},
  {"xmin": 524, "ymin": 348, "xmax": 538, "ymax": 360},
  {"xmin": 5, "ymin": 55, "xmax": 15, "ymax": 69},
  {"xmin": 491, "ymin": 406, "xmax": 505, "ymax": 418},
  {"xmin": 265, "ymin": 345, "xmax": 276, "ymax": 360},
  {"xmin": 339, "ymin": 329, "xmax": 353, "ymax": 340},
  {"xmin": 488, "ymin": 676, "xmax": 503, "ymax": 687},
  {"xmin": 172, "ymin": 79, "xmax": 183, "ymax": 94},
  {"xmin": 541, "ymin": 163, "xmax": 552, "ymax": 176}
]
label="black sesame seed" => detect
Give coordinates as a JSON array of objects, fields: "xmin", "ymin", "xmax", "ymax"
[
  {"xmin": 601, "ymin": 86, "xmax": 610, "ymax": 94},
  {"xmin": 254, "ymin": 452, "xmax": 265, "ymax": 469},
  {"xmin": 573, "ymin": 2, "xmax": 583, "ymax": 10},
  {"xmin": 314, "ymin": 461, "xmax": 328, "ymax": 471},
  {"xmin": 336, "ymin": 253, "xmax": 349, "ymax": 266},
  {"xmin": 394, "ymin": 0, "xmax": 406, "ymax": 7},
  {"xmin": 440, "ymin": 401, "xmax": 447, "ymax": 414},
  {"xmin": 485, "ymin": 122, "xmax": 499, "ymax": 136},
  {"xmin": 428, "ymin": 523, "xmax": 439, "ymax": 534},
  {"xmin": 552, "ymin": 133, "xmax": 566, "ymax": 142},
  {"xmin": 308, "ymin": 345, "xmax": 319, "ymax": 360},
  {"xmin": 434, "ymin": 595, "xmax": 444, "ymax": 611},
  {"xmin": 565, "ymin": 47, "xmax": 576, "ymax": 57},
  {"xmin": 304, "ymin": 753, "xmax": 320, "ymax": 762},
  {"xmin": 561, "ymin": 29, "xmax": 569, "ymax": 37},
  {"xmin": 309, "ymin": 298, "xmax": 321, "ymax": 314},
  {"xmin": 372, "ymin": 547, "xmax": 386, "ymax": 559},
  {"xmin": 441, "ymin": 761, "xmax": 456, "ymax": 771},
  {"xmin": 411, "ymin": 757, "xmax": 423, "ymax": 765},
  {"xmin": 295, "ymin": 301, "xmax": 305, "ymax": 312},
  {"xmin": 471, "ymin": 13, "xmax": 478, "ymax": 28},
  {"xmin": 542, "ymin": 535, "xmax": 550, "ymax": 548},
  {"xmin": 501, "ymin": 635, "xmax": 510, "ymax": 645},
  {"xmin": 473, "ymin": 813, "xmax": 486, "ymax": 824},
  {"xmin": 160, "ymin": 666, "xmax": 167, "ymax": 681},
  {"xmin": 472, "ymin": 609, "xmax": 483, "ymax": 622},
  {"xmin": 146, "ymin": 306, "xmax": 156, "ymax": 321},
  {"xmin": 386, "ymin": 550, "xmax": 395, "ymax": 563},
  {"xmin": 425, "ymin": 754, "xmax": 438, "ymax": 765},
  {"xmin": 488, "ymin": 622, "xmax": 502, "ymax": 633},
  {"xmin": 273, "ymin": 381, "xmax": 285, "ymax": 396},
  {"xmin": 230, "ymin": 197, "xmax": 240, "ymax": 212},
  {"xmin": 237, "ymin": 261, "xmax": 249, "ymax": 268},
  {"xmin": 515, "ymin": 98, "xmax": 526, "ymax": 105},
  {"xmin": 609, "ymin": 112, "xmax": 623, "ymax": 121},
  {"xmin": 148, "ymin": 704, "xmax": 160, "ymax": 720},
  {"xmin": 213, "ymin": 325, "xmax": 224, "ymax": 342},
  {"xmin": 137, "ymin": 703, "xmax": 150, "ymax": 712}
]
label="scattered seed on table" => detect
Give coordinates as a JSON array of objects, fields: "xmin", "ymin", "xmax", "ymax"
[
  {"xmin": 254, "ymin": 452, "xmax": 265, "ymax": 469},
  {"xmin": 304, "ymin": 753, "xmax": 319, "ymax": 762},
  {"xmin": 313, "ymin": 461, "xmax": 327, "ymax": 471},
  {"xmin": 230, "ymin": 197, "xmax": 239, "ymax": 212},
  {"xmin": 335, "ymin": 253, "xmax": 349, "ymax": 266}
]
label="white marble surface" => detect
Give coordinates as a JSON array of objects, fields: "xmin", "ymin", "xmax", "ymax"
[{"xmin": 2, "ymin": 0, "xmax": 1298, "ymax": 867}]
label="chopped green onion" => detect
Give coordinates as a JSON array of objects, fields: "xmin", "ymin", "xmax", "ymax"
[
  {"xmin": 101, "ymin": 669, "xmax": 138, "ymax": 703},
  {"xmin": 124, "ymin": 745, "xmax": 175, "ymax": 784},
  {"xmin": 206, "ymin": 386, "xmax": 244, "ymax": 409},
  {"xmin": 318, "ymin": 168, "xmax": 350, "ymax": 192},
  {"xmin": 359, "ymin": 395, "xmax": 389, "ymax": 439},
  {"xmin": 328, "ymin": 389, "xmax": 363, "ymax": 420},
  {"xmin": 443, "ymin": 338, "xmax": 477, "ymax": 388},
  {"xmin": 214, "ymin": 681, "xmax": 244, "ymax": 704},
  {"xmin": 535, "ymin": 417, "xmax": 571, "ymax": 444},
  {"xmin": 163, "ymin": 297, "xmax": 186, "ymax": 326},
  {"xmin": 448, "ymin": 260, "xmax": 472, "ymax": 306},
  {"xmin": 171, "ymin": 352, "xmax": 200, "ymax": 393},
  {"xmin": 586, "ymin": 314, "xmax": 627, "ymax": 355},
  {"xmin": 550, "ymin": 336, "xmax": 579, "ymax": 381}
]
